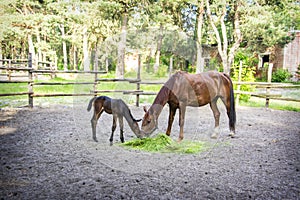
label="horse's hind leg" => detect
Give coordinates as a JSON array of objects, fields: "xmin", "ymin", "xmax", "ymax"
[
  {"xmin": 220, "ymin": 96, "xmax": 235, "ymax": 137},
  {"xmin": 178, "ymin": 102, "xmax": 187, "ymax": 142},
  {"xmin": 210, "ymin": 100, "xmax": 220, "ymax": 139},
  {"xmin": 118, "ymin": 116, "xmax": 125, "ymax": 143},
  {"xmin": 109, "ymin": 115, "xmax": 117, "ymax": 146}
]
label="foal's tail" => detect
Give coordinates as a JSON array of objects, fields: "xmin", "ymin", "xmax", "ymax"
[
  {"xmin": 223, "ymin": 73, "xmax": 236, "ymax": 130},
  {"xmin": 87, "ymin": 97, "xmax": 97, "ymax": 112}
]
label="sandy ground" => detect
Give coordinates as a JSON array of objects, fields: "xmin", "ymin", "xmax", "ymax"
[{"xmin": 0, "ymin": 102, "xmax": 299, "ymax": 199}]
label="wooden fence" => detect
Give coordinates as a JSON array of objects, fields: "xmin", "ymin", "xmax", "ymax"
[{"xmin": 0, "ymin": 55, "xmax": 299, "ymax": 108}]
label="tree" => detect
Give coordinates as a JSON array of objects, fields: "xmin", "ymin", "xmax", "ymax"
[
  {"xmin": 195, "ymin": 0, "xmax": 205, "ymax": 73},
  {"xmin": 240, "ymin": 0, "xmax": 300, "ymax": 52},
  {"xmin": 205, "ymin": 0, "xmax": 242, "ymax": 74}
]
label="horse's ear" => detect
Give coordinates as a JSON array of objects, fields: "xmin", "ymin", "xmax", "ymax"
[{"xmin": 143, "ymin": 106, "xmax": 147, "ymax": 113}]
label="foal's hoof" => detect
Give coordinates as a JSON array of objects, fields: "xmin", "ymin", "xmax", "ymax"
[{"xmin": 228, "ymin": 132, "xmax": 235, "ymax": 138}]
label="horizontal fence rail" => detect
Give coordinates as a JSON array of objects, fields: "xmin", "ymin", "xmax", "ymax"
[{"xmin": 1, "ymin": 55, "xmax": 299, "ymax": 108}]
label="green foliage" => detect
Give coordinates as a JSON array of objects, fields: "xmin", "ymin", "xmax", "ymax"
[
  {"xmin": 271, "ymin": 68, "xmax": 291, "ymax": 82},
  {"xmin": 155, "ymin": 64, "xmax": 168, "ymax": 78},
  {"xmin": 1, "ymin": 0, "xmax": 299, "ymax": 73},
  {"xmin": 232, "ymin": 52, "xmax": 257, "ymax": 102},
  {"xmin": 240, "ymin": 1, "xmax": 299, "ymax": 51},
  {"xmin": 121, "ymin": 133, "xmax": 210, "ymax": 154},
  {"xmin": 187, "ymin": 64, "xmax": 196, "ymax": 73}
]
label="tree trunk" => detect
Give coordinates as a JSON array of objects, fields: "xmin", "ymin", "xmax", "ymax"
[
  {"xmin": 0, "ymin": 41, "xmax": 2, "ymax": 68},
  {"xmin": 206, "ymin": 0, "xmax": 242, "ymax": 75},
  {"xmin": 228, "ymin": 3, "xmax": 242, "ymax": 71},
  {"xmin": 28, "ymin": 34, "xmax": 36, "ymax": 69},
  {"xmin": 94, "ymin": 39, "xmax": 99, "ymax": 71},
  {"xmin": 36, "ymin": 27, "xmax": 42, "ymax": 68},
  {"xmin": 73, "ymin": 45, "xmax": 78, "ymax": 70},
  {"xmin": 83, "ymin": 26, "xmax": 90, "ymax": 71},
  {"xmin": 116, "ymin": 13, "xmax": 127, "ymax": 78},
  {"xmin": 60, "ymin": 24, "xmax": 68, "ymax": 71},
  {"xmin": 154, "ymin": 24, "xmax": 163, "ymax": 73},
  {"xmin": 196, "ymin": 0, "xmax": 205, "ymax": 73}
]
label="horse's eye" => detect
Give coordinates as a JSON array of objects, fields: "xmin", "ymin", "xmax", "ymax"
[{"xmin": 147, "ymin": 120, "xmax": 151, "ymax": 124}]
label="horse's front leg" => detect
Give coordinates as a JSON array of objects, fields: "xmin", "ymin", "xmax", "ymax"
[
  {"xmin": 166, "ymin": 104, "xmax": 177, "ymax": 136},
  {"xmin": 178, "ymin": 103, "xmax": 187, "ymax": 142},
  {"xmin": 118, "ymin": 116, "xmax": 124, "ymax": 143},
  {"xmin": 109, "ymin": 115, "xmax": 117, "ymax": 146},
  {"xmin": 210, "ymin": 100, "xmax": 220, "ymax": 139}
]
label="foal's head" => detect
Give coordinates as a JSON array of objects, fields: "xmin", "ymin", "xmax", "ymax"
[
  {"xmin": 131, "ymin": 118, "xmax": 146, "ymax": 139},
  {"xmin": 141, "ymin": 106, "xmax": 158, "ymax": 136}
]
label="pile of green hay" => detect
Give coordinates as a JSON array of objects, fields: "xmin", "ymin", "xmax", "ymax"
[{"xmin": 121, "ymin": 134, "xmax": 209, "ymax": 154}]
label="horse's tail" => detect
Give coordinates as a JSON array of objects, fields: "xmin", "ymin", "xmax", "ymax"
[
  {"xmin": 87, "ymin": 96, "xmax": 97, "ymax": 112},
  {"xmin": 223, "ymin": 73, "xmax": 236, "ymax": 129}
]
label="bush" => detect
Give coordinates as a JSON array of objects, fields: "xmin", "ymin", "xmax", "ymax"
[
  {"xmin": 155, "ymin": 64, "xmax": 168, "ymax": 77},
  {"xmin": 271, "ymin": 68, "xmax": 291, "ymax": 82},
  {"xmin": 231, "ymin": 52, "xmax": 257, "ymax": 102}
]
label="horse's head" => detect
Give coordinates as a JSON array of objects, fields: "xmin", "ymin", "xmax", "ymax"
[{"xmin": 141, "ymin": 106, "xmax": 158, "ymax": 136}]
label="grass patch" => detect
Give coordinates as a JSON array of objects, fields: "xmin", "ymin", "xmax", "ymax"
[
  {"xmin": 120, "ymin": 133, "xmax": 211, "ymax": 154},
  {"xmin": 240, "ymin": 96, "xmax": 300, "ymax": 112}
]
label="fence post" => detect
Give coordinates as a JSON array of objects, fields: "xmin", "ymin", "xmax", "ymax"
[
  {"xmin": 136, "ymin": 54, "xmax": 141, "ymax": 107},
  {"xmin": 93, "ymin": 71, "xmax": 98, "ymax": 97},
  {"xmin": 7, "ymin": 60, "xmax": 11, "ymax": 81},
  {"xmin": 236, "ymin": 61, "xmax": 242, "ymax": 107},
  {"xmin": 266, "ymin": 63, "xmax": 273, "ymax": 108},
  {"xmin": 28, "ymin": 53, "xmax": 33, "ymax": 108}
]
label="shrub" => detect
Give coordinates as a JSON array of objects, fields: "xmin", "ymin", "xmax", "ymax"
[
  {"xmin": 271, "ymin": 68, "xmax": 291, "ymax": 82},
  {"xmin": 155, "ymin": 64, "xmax": 168, "ymax": 77},
  {"xmin": 231, "ymin": 52, "xmax": 257, "ymax": 102}
]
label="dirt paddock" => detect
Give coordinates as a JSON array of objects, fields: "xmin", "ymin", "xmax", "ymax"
[{"xmin": 0, "ymin": 102, "xmax": 299, "ymax": 199}]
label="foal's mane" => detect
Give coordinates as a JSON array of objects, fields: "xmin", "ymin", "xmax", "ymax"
[{"xmin": 121, "ymin": 100, "xmax": 139, "ymax": 122}]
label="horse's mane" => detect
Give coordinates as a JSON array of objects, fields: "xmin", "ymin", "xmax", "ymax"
[
  {"xmin": 151, "ymin": 73, "xmax": 178, "ymax": 108},
  {"xmin": 152, "ymin": 86, "xmax": 170, "ymax": 105}
]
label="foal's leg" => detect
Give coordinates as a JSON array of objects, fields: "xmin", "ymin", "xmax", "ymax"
[
  {"xmin": 178, "ymin": 103, "xmax": 187, "ymax": 142},
  {"xmin": 91, "ymin": 109, "xmax": 104, "ymax": 142},
  {"xmin": 109, "ymin": 114, "xmax": 117, "ymax": 146},
  {"xmin": 166, "ymin": 105, "xmax": 177, "ymax": 136},
  {"xmin": 210, "ymin": 100, "xmax": 220, "ymax": 139},
  {"xmin": 118, "ymin": 116, "xmax": 125, "ymax": 143}
]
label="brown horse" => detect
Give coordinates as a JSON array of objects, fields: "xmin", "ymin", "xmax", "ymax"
[
  {"xmin": 87, "ymin": 96, "xmax": 143, "ymax": 145},
  {"xmin": 141, "ymin": 71, "xmax": 236, "ymax": 141}
]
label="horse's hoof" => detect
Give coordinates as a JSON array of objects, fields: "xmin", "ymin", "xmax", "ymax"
[
  {"xmin": 93, "ymin": 138, "xmax": 98, "ymax": 142},
  {"xmin": 210, "ymin": 133, "xmax": 218, "ymax": 139},
  {"xmin": 110, "ymin": 142, "xmax": 113, "ymax": 146},
  {"xmin": 229, "ymin": 132, "xmax": 235, "ymax": 138}
]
